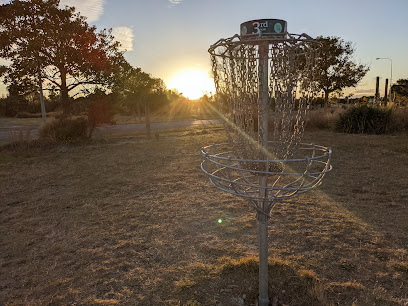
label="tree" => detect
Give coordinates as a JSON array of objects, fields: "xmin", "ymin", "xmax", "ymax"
[
  {"xmin": 0, "ymin": 0, "xmax": 125, "ymax": 115},
  {"xmin": 113, "ymin": 65, "xmax": 166, "ymax": 138},
  {"xmin": 312, "ymin": 36, "xmax": 369, "ymax": 109},
  {"xmin": 0, "ymin": 83, "xmax": 29, "ymax": 117},
  {"xmin": 392, "ymin": 79, "xmax": 408, "ymax": 96},
  {"xmin": 114, "ymin": 66, "xmax": 165, "ymax": 117},
  {"xmin": 391, "ymin": 79, "xmax": 408, "ymax": 106}
]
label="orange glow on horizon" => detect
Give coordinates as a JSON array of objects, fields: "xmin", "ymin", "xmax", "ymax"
[{"xmin": 167, "ymin": 69, "xmax": 215, "ymax": 100}]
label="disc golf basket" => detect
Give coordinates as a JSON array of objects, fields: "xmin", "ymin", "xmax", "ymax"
[{"xmin": 201, "ymin": 19, "xmax": 332, "ymax": 306}]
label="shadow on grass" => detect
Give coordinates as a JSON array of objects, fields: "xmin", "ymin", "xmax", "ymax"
[{"xmin": 173, "ymin": 256, "xmax": 325, "ymax": 306}]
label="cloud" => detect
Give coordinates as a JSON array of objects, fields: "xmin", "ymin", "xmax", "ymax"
[
  {"xmin": 344, "ymin": 88, "xmax": 375, "ymax": 97},
  {"xmin": 168, "ymin": 0, "xmax": 182, "ymax": 7},
  {"xmin": 111, "ymin": 27, "xmax": 134, "ymax": 52},
  {"xmin": 59, "ymin": 0, "xmax": 106, "ymax": 22},
  {"xmin": 353, "ymin": 88, "xmax": 375, "ymax": 94}
]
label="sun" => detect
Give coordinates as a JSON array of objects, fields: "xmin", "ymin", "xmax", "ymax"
[{"xmin": 167, "ymin": 69, "xmax": 215, "ymax": 100}]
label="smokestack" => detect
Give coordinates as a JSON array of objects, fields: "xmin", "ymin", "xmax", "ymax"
[
  {"xmin": 384, "ymin": 79, "xmax": 388, "ymax": 106},
  {"xmin": 375, "ymin": 77, "xmax": 380, "ymax": 104}
]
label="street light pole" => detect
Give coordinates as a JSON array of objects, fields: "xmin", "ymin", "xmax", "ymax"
[{"xmin": 376, "ymin": 57, "xmax": 392, "ymax": 105}]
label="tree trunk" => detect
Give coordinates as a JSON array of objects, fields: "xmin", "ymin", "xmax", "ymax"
[
  {"xmin": 324, "ymin": 90, "xmax": 330, "ymax": 111},
  {"xmin": 60, "ymin": 68, "xmax": 70, "ymax": 117}
]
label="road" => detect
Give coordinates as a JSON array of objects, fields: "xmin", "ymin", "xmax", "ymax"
[
  {"xmin": 0, "ymin": 119, "xmax": 223, "ymax": 142},
  {"xmin": 95, "ymin": 119, "xmax": 222, "ymax": 135}
]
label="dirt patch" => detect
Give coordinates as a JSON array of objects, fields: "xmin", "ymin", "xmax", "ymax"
[{"xmin": 0, "ymin": 127, "xmax": 407, "ymax": 305}]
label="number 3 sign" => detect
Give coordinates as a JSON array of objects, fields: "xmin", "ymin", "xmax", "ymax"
[{"xmin": 240, "ymin": 19, "xmax": 287, "ymax": 39}]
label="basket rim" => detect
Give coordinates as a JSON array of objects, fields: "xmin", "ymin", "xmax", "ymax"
[{"xmin": 201, "ymin": 142, "xmax": 332, "ymax": 164}]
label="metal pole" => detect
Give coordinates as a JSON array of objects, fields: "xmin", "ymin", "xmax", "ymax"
[
  {"xmin": 258, "ymin": 219, "xmax": 269, "ymax": 306},
  {"xmin": 390, "ymin": 59, "xmax": 392, "ymax": 105},
  {"xmin": 257, "ymin": 41, "xmax": 269, "ymax": 306}
]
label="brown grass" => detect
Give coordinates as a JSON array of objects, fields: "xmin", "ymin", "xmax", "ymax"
[
  {"xmin": 394, "ymin": 107, "xmax": 408, "ymax": 131},
  {"xmin": 306, "ymin": 107, "xmax": 347, "ymax": 131},
  {"xmin": 1, "ymin": 126, "xmax": 407, "ymax": 305}
]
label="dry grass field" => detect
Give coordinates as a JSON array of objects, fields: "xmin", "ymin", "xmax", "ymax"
[{"xmin": 1, "ymin": 126, "xmax": 407, "ymax": 305}]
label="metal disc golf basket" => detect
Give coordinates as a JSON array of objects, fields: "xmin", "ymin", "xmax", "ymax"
[{"xmin": 201, "ymin": 19, "xmax": 332, "ymax": 306}]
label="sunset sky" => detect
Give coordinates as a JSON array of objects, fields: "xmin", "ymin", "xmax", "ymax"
[{"xmin": 1, "ymin": 0, "xmax": 407, "ymax": 99}]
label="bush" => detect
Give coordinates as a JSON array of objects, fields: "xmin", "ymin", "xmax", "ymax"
[
  {"xmin": 40, "ymin": 117, "xmax": 89, "ymax": 143},
  {"xmin": 0, "ymin": 95, "xmax": 28, "ymax": 117},
  {"xmin": 15, "ymin": 112, "xmax": 42, "ymax": 118},
  {"xmin": 334, "ymin": 105, "xmax": 398, "ymax": 134},
  {"xmin": 88, "ymin": 98, "xmax": 115, "ymax": 127},
  {"xmin": 87, "ymin": 97, "xmax": 116, "ymax": 137},
  {"xmin": 307, "ymin": 109, "xmax": 343, "ymax": 130}
]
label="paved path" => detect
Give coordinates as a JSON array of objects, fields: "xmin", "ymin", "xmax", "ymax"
[
  {"xmin": 95, "ymin": 119, "xmax": 222, "ymax": 135},
  {"xmin": 0, "ymin": 119, "xmax": 223, "ymax": 142},
  {"xmin": 0, "ymin": 126, "xmax": 40, "ymax": 142}
]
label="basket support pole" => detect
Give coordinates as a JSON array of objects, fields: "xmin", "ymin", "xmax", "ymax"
[
  {"xmin": 258, "ymin": 42, "xmax": 270, "ymax": 306},
  {"xmin": 258, "ymin": 218, "xmax": 269, "ymax": 306}
]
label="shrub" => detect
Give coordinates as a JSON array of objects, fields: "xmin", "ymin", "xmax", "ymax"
[
  {"xmin": 15, "ymin": 112, "xmax": 42, "ymax": 118},
  {"xmin": 40, "ymin": 117, "xmax": 89, "ymax": 143},
  {"xmin": 88, "ymin": 98, "xmax": 115, "ymax": 126},
  {"xmin": 87, "ymin": 98, "xmax": 115, "ymax": 136},
  {"xmin": 307, "ymin": 109, "xmax": 342, "ymax": 130},
  {"xmin": 334, "ymin": 105, "xmax": 398, "ymax": 134},
  {"xmin": 0, "ymin": 95, "xmax": 28, "ymax": 117}
]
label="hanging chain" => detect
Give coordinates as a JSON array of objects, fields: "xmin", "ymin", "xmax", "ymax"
[{"xmin": 210, "ymin": 34, "xmax": 319, "ymax": 164}]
